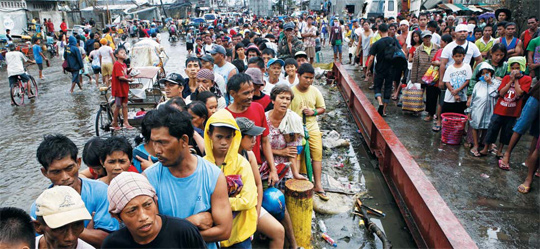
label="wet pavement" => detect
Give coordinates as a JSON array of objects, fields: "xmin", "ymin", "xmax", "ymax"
[{"xmin": 340, "ymin": 62, "xmax": 540, "ymax": 248}]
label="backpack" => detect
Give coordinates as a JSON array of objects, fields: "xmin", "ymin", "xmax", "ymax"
[{"xmin": 384, "ymin": 38, "xmax": 401, "ymax": 61}]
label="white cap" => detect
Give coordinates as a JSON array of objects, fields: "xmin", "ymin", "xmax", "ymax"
[
  {"xmin": 35, "ymin": 186, "xmax": 91, "ymax": 229},
  {"xmin": 399, "ymin": 20, "xmax": 409, "ymax": 26},
  {"xmin": 455, "ymin": 24, "xmax": 469, "ymax": 32}
]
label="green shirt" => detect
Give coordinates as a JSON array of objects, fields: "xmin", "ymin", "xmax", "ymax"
[
  {"xmin": 526, "ymin": 36, "xmax": 540, "ymax": 77},
  {"xmin": 475, "ymin": 37, "xmax": 495, "ymax": 53},
  {"xmin": 468, "ymin": 59, "xmax": 508, "ymax": 96}
]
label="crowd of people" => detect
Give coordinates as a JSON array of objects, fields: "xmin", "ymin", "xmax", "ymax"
[{"xmin": 1, "ymin": 6, "xmax": 539, "ymax": 249}]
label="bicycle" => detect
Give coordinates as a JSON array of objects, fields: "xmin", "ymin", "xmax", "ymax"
[
  {"xmin": 10, "ymin": 67, "xmax": 38, "ymax": 106},
  {"xmin": 95, "ymin": 86, "xmax": 121, "ymax": 137}
]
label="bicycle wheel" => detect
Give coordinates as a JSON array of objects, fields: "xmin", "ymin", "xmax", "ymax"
[
  {"xmin": 10, "ymin": 83, "xmax": 24, "ymax": 106},
  {"xmin": 95, "ymin": 106, "xmax": 113, "ymax": 137},
  {"xmin": 27, "ymin": 76, "xmax": 38, "ymax": 99}
]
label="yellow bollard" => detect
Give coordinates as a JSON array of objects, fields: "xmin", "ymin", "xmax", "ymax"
[{"xmin": 285, "ymin": 179, "xmax": 314, "ymax": 249}]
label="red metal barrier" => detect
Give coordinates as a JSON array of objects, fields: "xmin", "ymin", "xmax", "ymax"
[{"xmin": 332, "ymin": 63, "xmax": 477, "ymax": 248}]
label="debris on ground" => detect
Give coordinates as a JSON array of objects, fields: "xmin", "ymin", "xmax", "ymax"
[{"xmin": 322, "ymin": 130, "xmax": 350, "ymax": 149}]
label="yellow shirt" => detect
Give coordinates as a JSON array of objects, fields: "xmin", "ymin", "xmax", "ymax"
[
  {"xmin": 423, "ymin": 44, "xmax": 433, "ymax": 56},
  {"xmin": 105, "ymin": 33, "xmax": 115, "ymax": 50},
  {"xmin": 289, "ymin": 85, "xmax": 326, "ymax": 132},
  {"xmin": 203, "ymin": 109, "xmax": 258, "ymax": 247}
]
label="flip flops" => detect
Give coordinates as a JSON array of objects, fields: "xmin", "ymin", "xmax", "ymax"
[
  {"xmin": 315, "ymin": 191, "xmax": 330, "ymax": 201},
  {"xmin": 432, "ymin": 125, "xmax": 441, "ymax": 132},
  {"xmin": 498, "ymin": 159, "xmax": 510, "ymax": 171},
  {"xmin": 124, "ymin": 125, "xmax": 135, "ymax": 130},
  {"xmin": 470, "ymin": 149, "xmax": 485, "ymax": 157},
  {"xmin": 518, "ymin": 184, "xmax": 530, "ymax": 194}
]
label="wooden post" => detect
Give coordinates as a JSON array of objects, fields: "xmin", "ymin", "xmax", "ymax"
[{"xmin": 285, "ymin": 179, "xmax": 314, "ymax": 249}]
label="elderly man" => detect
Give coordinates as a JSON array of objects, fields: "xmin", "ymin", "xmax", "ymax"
[
  {"xmin": 103, "ymin": 172, "xmax": 206, "ymax": 248},
  {"xmin": 33, "ymin": 186, "xmax": 94, "ymax": 249},
  {"xmin": 278, "ymin": 22, "xmax": 304, "ymax": 60}
]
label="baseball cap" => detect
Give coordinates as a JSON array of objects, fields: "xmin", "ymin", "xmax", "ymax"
[
  {"xmin": 108, "ymin": 172, "xmax": 157, "ymax": 214},
  {"xmin": 200, "ymin": 54, "xmax": 214, "ymax": 63},
  {"xmin": 399, "ymin": 20, "xmax": 409, "ymax": 26},
  {"xmin": 267, "ymin": 58, "xmax": 285, "ymax": 68},
  {"xmin": 284, "ymin": 22, "xmax": 295, "ymax": 30},
  {"xmin": 294, "ymin": 51, "xmax": 308, "ymax": 59},
  {"xmin": 210, "ymin": 122, "xmax": 238, "ymax": 130},
  {"xmin": 421, "ymin": 30, "xmax": 433, "ymax": 38},
  {"xmin": 160, "ymin": 73, "xmax": 184, "ymax": 85},
  {"xmin": 455, "ymin": 24, "xmax": 468, "ymax": 32},
  {"xmin": 35, "ymin": 186, "xmax": 91, "ymax": 229},
  {"xmin": 210, "ymin": 45, "xmax": 226, "ymax": 55},
  {"xmin": 245, "ymin": 68, "xmax": 264, "ymax": 85},
  {"xmin": 236, "ymin": 117, "xmax": 265, "ymax": 136}
]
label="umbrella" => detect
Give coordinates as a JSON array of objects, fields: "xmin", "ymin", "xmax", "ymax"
[
  {"xmin": 478, "ymin": 12, "xmax": 495, "ymax": 21},
  {"xmin": 302, "ymin": 113, "xmax": 313, "ymax": 182}
]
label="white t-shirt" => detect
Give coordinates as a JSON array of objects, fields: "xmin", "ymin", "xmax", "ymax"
[
  {"xmin": 262, "ymin": 77, "xmax": 288, "ymax": 94},
  {"xmin": 214, "ymin": 62, "xmax": 237, "ymax": 84},
  {"xmin": 431, "ymin": 33, "xmax": 441, "ymax": 46},
  {"xmin": 98, "ymin": 46, "xmax": 114, "ymax": 64},
  {"xmin": 214, "ymin": 73, "xmax": 226, "ymax": 96},
  {"xmin": 6, "ymin": 51, "xmax": 28, "ymax": 77},
  {"xmin": 282, "ymin": 75, "xmax": 299, "ymax": 87},
  {"xmin": 89, "ymin": 50, "xmax": 101, "ymax": 67},
  {"xmin": 35, "ymin": 235, "xmax": 95, "ymax": 249},
  {"xmin": 441, "ymin": 41, "xmax": 481, "ymax": 67},
  {"xmin": 443, "ymin": 63, "xmax": 472, "ymax": 103}
]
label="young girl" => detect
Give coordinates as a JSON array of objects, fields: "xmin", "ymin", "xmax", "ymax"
[
  {"xmin": 467, "ymin": 63, "xmax": 501, "ymax": 157},
  {"xmin": 282, "ymin": 58, "xmax": 299, "ymax": 86},
  {"xmin": 480, "ymin": 56, "xmax": 532, "ymax": 169},
  {"xmin": 464, "ymin": 43, "xmax": 508, "ymax": 147}
]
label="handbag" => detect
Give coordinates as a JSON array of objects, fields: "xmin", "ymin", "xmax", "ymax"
[
  {"xmin": 62, "ymin": 60, "xmax": 71, "ymax": 72},
  {"xmin": 402, "ymin": 82, "xmax": 424, "ymax": 112}
]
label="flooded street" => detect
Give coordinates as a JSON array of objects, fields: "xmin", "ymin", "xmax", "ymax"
[{"xmin": 0, "ymin": 34, "xmax": 186, "ymax": 210}]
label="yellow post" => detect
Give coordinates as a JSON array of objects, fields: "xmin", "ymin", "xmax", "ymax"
[{"xmin": 285, "ymin": 179, "xmax": 314, "ymax": 249}]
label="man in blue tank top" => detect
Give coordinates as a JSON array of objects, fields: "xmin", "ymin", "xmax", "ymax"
[{"xmin": 143, "ymin": 106, "xmax": 232, "ymax": 249}]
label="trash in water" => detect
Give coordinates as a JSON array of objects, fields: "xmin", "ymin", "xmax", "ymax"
[
  {"xmin": 333, "ymin": 163, "xmax": 344, "ymax": 168},
  {"xmin": 480, "ymin": 173, "xmax": 490, "ymax": 179}
]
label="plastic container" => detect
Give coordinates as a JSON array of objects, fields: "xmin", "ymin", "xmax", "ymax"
[
  {"xmin": 441, "ymin": 113, "xmax": 468, "ymax": 145},
  {"xmin": 318, "ymin": 220, "xmax": 327, "ymax": 233}
]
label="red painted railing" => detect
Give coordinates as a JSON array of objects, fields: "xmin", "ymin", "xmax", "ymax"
[{"xmin": 332, "ymin": 63, "xmax": 477, "ymax": 248}]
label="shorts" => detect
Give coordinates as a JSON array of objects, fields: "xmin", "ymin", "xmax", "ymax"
[
  {"xmin": 259, "ymin": 207, "xmax": 269, "ymax": 218},
  {"xmin": 186, "ymin": 42, "xmax": 194, "ymax": 50},
  {"xmin": 322, "ymin": 32, "xmax": 329, "ymax": 39},
  {"xmin": 115, "ymin": 96, "xmax": 128, "ymax": 106},
  {"xmin": 512, "ymin": 97, "xmax": 539, "ymax": 138},
  {"xmin": 92, "ymin": 66, "xmax": 101, "ymax": 74},
  {"xmin": 71, "ymin": 70, "xmax": 80, "ymax": 83},
  {"xmin": 8, "ymin": 73, "xmax": 29, "ymax": 87},
  {"xmin": 305, "ymin": 47, "xmax": 315, "ymax": 58},
  {"xmin": 101, "ymin": 63, "xmax": 113, "ymax": 76},
  {"xmin": 223, "ymin": 238, "xmax": 252, "ymax": 249},
  {"xmin": 333, "ymin": 45, "xmax": 342, "ymax": 54},
  {"xmin": 306, "ymin": 130, "xmax": 323, "ymax": 161},
  {"xmin": 485, "ymin": 114, "xmax": 516, "ymax": 145},
  {"xmin": 37, "ymin": 63, "xmax": 43, "ymax": 70},
  {"xmin": 442, "ymin": 101, "xmax": 467, "ymax": 114}
]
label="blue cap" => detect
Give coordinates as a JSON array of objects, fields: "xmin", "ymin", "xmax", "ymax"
[
  {"xmin": 284, "ymin": 22, "xmax": 295, "ymax": 30},
  {"xmin": 210, "ymin": 45, "xmax": 226, "ymax": 55},
  {"xmin": 267, "ymin": 58, "xmax": 284, "ymax": 68}
]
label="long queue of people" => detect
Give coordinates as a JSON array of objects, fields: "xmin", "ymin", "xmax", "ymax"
[
  {"xmin": 357, "ymin": 11, "xmax": 539, "ymax": 194},
  {"xmin": 0, "ymin": 12, "xmax": 336, "ymax": 249}
]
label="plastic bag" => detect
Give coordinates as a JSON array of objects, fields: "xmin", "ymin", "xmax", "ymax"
[
  {"xmin": 422, "ymin": 65, "xmax": 439, "ymax": 85},
  {"xmin": 225, "ymin": 175, "xmax": 243, "ymax": 197}
]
